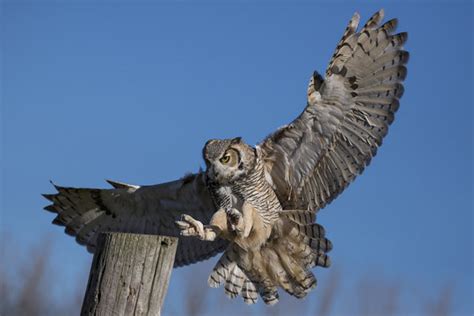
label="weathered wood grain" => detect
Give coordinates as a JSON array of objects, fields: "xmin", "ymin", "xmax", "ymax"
[{"xmin": 81, "ymin": 233, "xmax": 178, "ymax": 316}]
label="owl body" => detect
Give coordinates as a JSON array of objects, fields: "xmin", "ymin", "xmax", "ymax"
[
  {"xmin": 201, "ymin": 138, "xmax": 331, "ymax": 304},
  {"xmin": 210, "ymin": 152, "xmax": 280, "ymax": 255},
  {"xmin": 204, "ymin": 138, "xmax": 280, "ymax": 239},
  {"xmin": 206, "ymin": 145, "xmax": 281, "ymax": 222}
]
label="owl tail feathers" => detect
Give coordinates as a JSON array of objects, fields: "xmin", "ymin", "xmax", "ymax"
[
  {"xmin": 207, "ymin": 215, "xmax": 333, "ymax": 305},
  {"xmin": 281, "ymin": 210, "xmax": 333, "ymax": 268},
  {"xmin": 208, "ymin": 248, "xmax": 258, "ymax": 304},
  {"xmin": 207, "ymin": 247, "xmax": 278, "ymax": 305},
  {"xmin": 260, "ymin": 215, "xmax": 333, "ymax": 299}
]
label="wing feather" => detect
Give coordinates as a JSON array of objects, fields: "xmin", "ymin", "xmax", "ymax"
[
  {"xmin": 43, "ymin": 173, "xmax": 228, "ymax": 267},
  {"xmin": 260, "ymin": 10, "xmax": 408, "ymax": 211}
]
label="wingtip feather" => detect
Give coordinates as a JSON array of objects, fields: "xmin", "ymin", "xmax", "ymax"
[
  {"xmin": 352, "ymin": 11, "xmax": 361, "ymax": 27},
  {"xmin": 105, "ymin": 179, "xmax": 139, "ymax": 190},
  {"xmin": 42, "ymin": 194, "xmax": 56, "ymax": 202},
  {"xmin": 43, "ymin": 205, "xmax": 57, "ymax": 213}
]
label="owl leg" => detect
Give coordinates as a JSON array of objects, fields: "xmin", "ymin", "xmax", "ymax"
[
  {"xmin": 227, "ymin": 208, "xmax": 245, "ymax": 234},
  {"xmin": 175, "ymin": 214, "xmax": 218, "ymax": 241},
  {"xmin": 241, "ymin": 202, "xmax": 254, "ymax": 238},
  {"xmin": 228, "ymin": 203, "xmax": 254, "ymax": 238}
]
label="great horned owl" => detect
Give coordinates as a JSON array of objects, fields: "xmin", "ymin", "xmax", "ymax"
[
  {"xmin": 43, "ymin": 10, "xmax": 408, "ymax": 305},
  {"xmin": 176, "ymin": 137, "xmax": 330, "ymax": 303}
]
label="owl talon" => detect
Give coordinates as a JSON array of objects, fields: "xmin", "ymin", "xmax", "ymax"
[
  {"xmin": 176, "ymin": 214, "xmax": 219, "ymax": 241},
  {"xmin": 176, "ymin": 214, "xmax": 205, "ymax": 239},
  {"xmin": 227, "ymin": 209, "xmax": 244, "ymax": 233}
]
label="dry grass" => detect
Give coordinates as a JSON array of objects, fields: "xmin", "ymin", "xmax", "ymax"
[
  {"xmin": 0, "ymin": 234, "xmax": 84, "ymax": 315},
  {"xmin": 0, "ymin": 235, "xmax": 453, "ymax": 316}
]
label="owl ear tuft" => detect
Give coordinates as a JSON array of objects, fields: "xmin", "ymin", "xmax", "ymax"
[{"xmin": 231, "ymin": 137, "xmax": 242, "ymax": 144}]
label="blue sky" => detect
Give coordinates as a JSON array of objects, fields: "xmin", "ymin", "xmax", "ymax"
[{"xmin": 2, "ymin": 1, "xmax": 472, "ymax": 315}]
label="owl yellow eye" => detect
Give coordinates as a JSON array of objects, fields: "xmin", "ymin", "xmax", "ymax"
[
  {"xmin": 219, "ymin": 149, "xmax": 238, "ymax": 166},
  {"xmin": 220, "ymin": 155, "xmax": 231, "ymax": 164}
]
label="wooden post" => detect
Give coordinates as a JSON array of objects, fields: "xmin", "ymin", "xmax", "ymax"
[{"xmin": 81, "ymin": 233, "xmax": 178, "ymax": 316}]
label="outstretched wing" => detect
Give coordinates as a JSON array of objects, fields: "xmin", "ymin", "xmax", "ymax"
[
  {"xmin": 43, "ymin": 173, "xmax": 228, "ymax": 267},
  {"xmin": 260, "ymin": 10, "xmax": 408, "ymax": 211}
]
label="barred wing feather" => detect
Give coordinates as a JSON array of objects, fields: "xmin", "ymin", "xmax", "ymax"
[
  {"xmin": 260, "ymin": 10, "xmax": 408, "ymax": 211},
  {"xmin": 43, "ymin": 173, "xmax": 228, "ymax": 267}
]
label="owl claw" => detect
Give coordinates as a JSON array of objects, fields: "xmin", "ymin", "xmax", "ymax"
[
  {"xmin": 227, "ymin": 209, "xmax": 244, "ymax": 233},
  {"xmin": 175, "ymin": 214, "xmax": 205, "ymax": 239}
]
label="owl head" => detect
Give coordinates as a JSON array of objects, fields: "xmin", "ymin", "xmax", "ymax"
[{"xmin": 202, "ymin": 137, "xmax": 256, "ymax": 184}]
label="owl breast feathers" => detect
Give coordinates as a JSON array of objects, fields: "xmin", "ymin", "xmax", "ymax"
[{"xmin": 43, "ymin": 9, "xmax": 408, "ymax": 305}]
